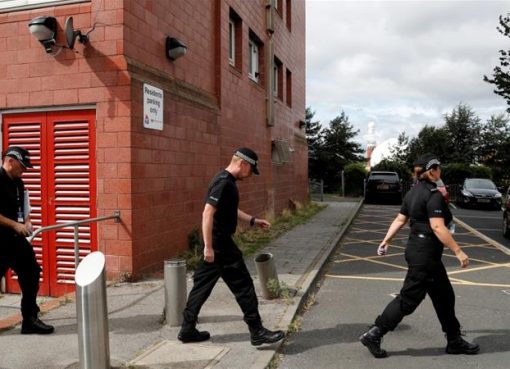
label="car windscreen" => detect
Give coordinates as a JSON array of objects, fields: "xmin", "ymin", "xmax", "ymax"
[{"xmin": 465, "ymin": 179, "xmax": 496, "ymax": 190}]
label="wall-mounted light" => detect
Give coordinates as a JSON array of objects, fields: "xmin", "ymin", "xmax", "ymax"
[
  {"xmin": 166, "ymin": 37, "xmax": 187, "ymax": 61},
  {"xmin": 28, "ymin": 16, "xmax": 57, "ymax": 53}
]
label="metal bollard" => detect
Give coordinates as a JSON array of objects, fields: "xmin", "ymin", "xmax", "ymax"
[
  {"xmin": 254, "ymin": 252, "xmax": 280, "ymax": 299},
  {"xmin": 75, "ymin": 251, "xmax": 110, "ymax": 369},
  {"xmin": 164, "ymin": 259, "xmax": 187, "ymax": 326}
]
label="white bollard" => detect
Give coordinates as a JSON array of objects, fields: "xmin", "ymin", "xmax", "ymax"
[{"xmin": 75, "ymin": 251, "xmax": 110, "ymax": 369}]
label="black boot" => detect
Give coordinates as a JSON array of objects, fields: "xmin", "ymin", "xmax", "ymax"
[
  {"xmin": 178, "ymin": 321, "xmax": 210, "ymax": 343},
  {"xmin": 250, "ymin": 327, "xmax": 285, "ymax": 346},
  {"xmin": 359, "ymin": 326, "xmax": 387, "ymax": 358},
  {"xmin": 446, "ymin": 336, "xmax": 479, "ymax": 355},
  {"xmin": 21, "ymin": 317, "xmax": 54, "ymax": 334}
]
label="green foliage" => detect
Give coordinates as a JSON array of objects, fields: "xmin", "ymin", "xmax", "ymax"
[
  {"xmin": 443, "ymin": 104, "xmax": 481, "ymax": 164},
  {"xmin": 441, "ymin": 163, "xmax": 471, "ymax": 185},
  {"xmin": 180, "ymin": 202, "xmax": 326, "ymax": 271},
  {"xmin": 371, "ymin": 159, "xmax": 412, "ymax": 182},
  {"xmin": 484, "ymin": 13, "xmax": 510, "ymax": 113},
  {"xmin": 234, "ymin": 201, "xmax": 326, "ymax": 257},
  {"xmin": 305, "ymin": 107, "xmax": 323, "ymax": 181},
  {"xmin": 442, "ymin": 163, "xmax": 493, "ymax": 184},
  {"xmin": 470, "ymin": 165, "xmax": 492, "ymax": 179},
  {"xmin": 406, "ymin": 125, "xmax": 449, "ymax": 167},
  {"xmin": 305, "ymin": 107, "xmax": 366, "ymax": 191},
  {"xmin": 389, "ymin": 131, "xmax": 411, "ymax": 164},
  {"xmin": 344, "ymin": 162, "xmax": 367, "ymax": 196},
  {"xmin": 181, "ymin": 228, "xmax": 204, "ymax": 270},
  {"xmin": 308, "ymin": 110, "xmax": 364, "ymax": 191}
]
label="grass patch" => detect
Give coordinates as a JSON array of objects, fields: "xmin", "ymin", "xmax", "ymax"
[
  {"xmin": 234, "ymin": 201, "xmax": 326, "ymax": 256},
  {"xmin": 182, "ymin": 201, "xmax": 326, "ymax": 270}
]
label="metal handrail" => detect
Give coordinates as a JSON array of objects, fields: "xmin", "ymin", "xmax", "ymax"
[{"xmin": 29, "ymin": 210, "xmax": 121, "ymax": 269}]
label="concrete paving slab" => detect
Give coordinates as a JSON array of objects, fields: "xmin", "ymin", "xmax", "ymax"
[{"xmin": 128, "ymin": 340, "xmax": 230, "ymax": 369}]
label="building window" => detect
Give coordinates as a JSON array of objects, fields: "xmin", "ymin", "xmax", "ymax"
[
  {"xmin": 286, "ymin": 68, "xmax": 292, "ymax": 107},
  {"xmin": 229, "ymin": 20, "xmax": 235, "ymax": 65},
  {"xmin": 229, "ymin": 8, "xmax": 242, "ymax": 69},
  {"xmin": 286, "ymin": 0, "xmax": 292, "ymax": 31},
  {"xmin": 274, "ymin": 57, "xmax": 283, "ymax": 100},
  {"xmin": 0, "ymin": 0, "xmax": 87, "ymax": 11},
  {"xmin": 248, "ymin": 35, "xmax": 261, "ymax": 82},
  {"xmin": 275, "ymin": 0, "xmax": 283, "ymax": 17}
]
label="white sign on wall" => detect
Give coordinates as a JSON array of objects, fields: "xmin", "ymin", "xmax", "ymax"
[{"xmin": 143, "ymin": 83, "xmax": 164, "ymax": 130}]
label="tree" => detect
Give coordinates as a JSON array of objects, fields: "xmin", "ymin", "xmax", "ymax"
[
  {"xmin": 478, "ymin": 113, "xmax": 510, "ymax": 167},
  {"xmin": 443, "ymin": 104, "xmax": 481, "ymax": 164},
  {"xmin": 484, "ymin": 13, "xmax": 510, "ymax": 112},
  {"xmin": 344, "ymin": 162, "xmax": 367, "ymax": 197},
  {"xmin": 406, "ymin": 125, "xmax": 449, "ymax": 165},
  {"xmin": 319, "ymin": 111, "xmax": 364, "ymax": 191},
  {"xmin": 388, "ymin": 131, "xmax": 410, "ymax": 164},
  {"xmin": 305, "ymin": 107, "xmax": 323, "ymax": 180}
]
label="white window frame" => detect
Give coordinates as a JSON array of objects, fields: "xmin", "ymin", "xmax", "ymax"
[
  {"xmin": 229, "ymin": 19, "xmax": 235, "ymax": 66},
  {"xmin": 248, "ymin": 39, "xmax": 259, "ymax": 82},
  {"xmin": 273, "ymin": 63, "xmax": 278, "ymax": 96},
  {"xmin": 0, "ymin": 0, "xmax": 87, "ymax": 11}
]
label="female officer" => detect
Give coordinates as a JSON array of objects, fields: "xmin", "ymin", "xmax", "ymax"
[{"xmin": 360, "ymin": 153, "xmax": 479, "ymax": 358}]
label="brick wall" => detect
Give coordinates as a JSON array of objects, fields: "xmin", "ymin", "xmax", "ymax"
[{"xmin": 0, "ymin": 0, "xmax": 307, "ymax": 281}]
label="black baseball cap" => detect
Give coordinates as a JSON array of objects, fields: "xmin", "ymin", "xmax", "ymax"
[
  {"xmin": 234, "ymin": 147, "xmax": 259, "ymax": 175},
  {"xmin": 4, "ymin": 146, "xmax": 33, "ymax": 168},
  {"xmin": 413, "ymin": 153, "xmax": 440, "ymax": 171}
]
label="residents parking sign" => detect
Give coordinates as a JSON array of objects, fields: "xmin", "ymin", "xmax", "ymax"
[{"xmin": 143, "ymin": 83, "xmax": 164, "ymax": 130}]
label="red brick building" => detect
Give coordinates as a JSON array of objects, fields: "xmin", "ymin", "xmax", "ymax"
[{"xmin": 0, "ymin": 0, "xmax": 307, "ymax": 296}]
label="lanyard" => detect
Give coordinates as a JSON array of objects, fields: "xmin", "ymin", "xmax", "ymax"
[{"xmin": 16, "ymin": 186, "xmax": 24, "ymax": 223}]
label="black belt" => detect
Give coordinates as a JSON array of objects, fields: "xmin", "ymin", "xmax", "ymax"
[{"xmin": 412, "ymin": 232, "xmax": 434, "ymax": 239}]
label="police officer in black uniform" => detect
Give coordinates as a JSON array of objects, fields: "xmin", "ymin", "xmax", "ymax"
[
  {"xmin": 178, "ymin": 148, "xmax": 284, "ymax": 346},
  {"xmin": 0, "ymin": 146, "xmax": 54, "ymax": 334},
  {"xmin": 360, "ymin": 153, "xmax": 479, "ymax": 358}
]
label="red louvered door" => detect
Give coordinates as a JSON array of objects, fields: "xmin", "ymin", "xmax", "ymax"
[{"xmin": 2, "ymin": 110, "xmax": 96, "ymax": 297}]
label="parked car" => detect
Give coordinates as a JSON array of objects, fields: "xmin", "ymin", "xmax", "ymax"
[
  {"xmin": 456, "ymin": 178, "xmax": 502, "ymax": 210},
  {"xmin": 365, "ymin": 171, "xmax": 402, "ymax": 204},
  {"xmin": 436, "ymin": 179, "xmax": 449, "ymax": 204},
  {"xmin": 503, "ymin": 186, "xmax": 510, "ymax": 238}
]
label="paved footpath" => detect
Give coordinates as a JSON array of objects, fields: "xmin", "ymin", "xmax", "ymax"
[{"xmin": 0, "ymin": 200, "xmax": 361, "ymax": 369}]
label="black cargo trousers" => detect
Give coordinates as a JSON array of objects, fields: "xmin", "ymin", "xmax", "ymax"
[
  {"xmin": 182, "ymin": 237, "xmax": 262, "ymax": 330},
  {"xmin": 375, "ymin": 234, "xmax": 461, "ymax": 339},
  {"xmin": 0, "ymin": 235, "xmax": 41, "ymax": 319}
]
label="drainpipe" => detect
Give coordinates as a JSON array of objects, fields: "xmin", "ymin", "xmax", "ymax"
[{"xmin": 266, "ymin": 0, "xmax": 275, "ymax": 126}]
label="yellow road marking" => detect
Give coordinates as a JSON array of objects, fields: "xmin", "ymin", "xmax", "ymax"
[
  {"xmin": 447, "ymin": 262, "xmax": 510, "ymax": 275},
  {"xmin": 326, "ymin": 275, "xmax": 510, "ymax": 288},
  {"xmin": 336, "ymin": 252, "xmax": 408, "ymax": 270}
]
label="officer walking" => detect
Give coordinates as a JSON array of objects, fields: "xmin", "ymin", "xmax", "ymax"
[
  {"xmin": 0, "ymin": 146, "xmax": 54, "ymax": 334},
  {"xmin": 178, "ymin": 148, "xmax": 284, "ymax": 346},
  {"xmin": 360, "ymin": 153, "xmax": 479, "ymax": 358}
]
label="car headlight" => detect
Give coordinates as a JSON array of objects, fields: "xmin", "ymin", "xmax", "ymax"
[
  {"xmin": 461, "ymin": 190, "xmax": 473, "ymax": 197},
  {"xmin": 495, "ymin": 192, "xmax": 502, "ymax": 198}
]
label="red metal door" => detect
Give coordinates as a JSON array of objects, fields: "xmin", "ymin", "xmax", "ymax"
[{"xmin": 2, "ymin": 110, "xmax": 97, "ymax": 297}]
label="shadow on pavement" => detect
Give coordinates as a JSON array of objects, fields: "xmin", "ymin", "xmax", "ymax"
[{"xmin": 282, "ymin": 323, "xmax": 411, "ymax": 355}]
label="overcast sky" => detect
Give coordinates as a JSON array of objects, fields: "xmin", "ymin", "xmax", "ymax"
[{"xmin": 306, "ymin": 0, "xmax": 510, "ymax": 149}]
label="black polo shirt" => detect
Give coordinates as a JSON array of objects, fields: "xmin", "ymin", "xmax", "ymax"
[
  {"xmin": 205, "ymin": 170, "xmax": 239, "ymax": 238},
  {"xmin": 400, "ymin": 178, "xmax": 452, "ymax": 234},
  {"xmin": 0, "ymin": 167, "xmax": 25, "ymax": 239}
]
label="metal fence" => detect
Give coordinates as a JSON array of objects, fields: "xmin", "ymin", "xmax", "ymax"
[
  {"xmin": 310, "ymin": 177, "xmax": 464, "ymax": 204},
  {"xmin": 309, "ymin": 179, "xmax": 324, "ymax": 201}
]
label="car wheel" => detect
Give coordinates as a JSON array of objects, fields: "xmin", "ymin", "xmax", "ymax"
[{"xmin": 504, "ymin": 213, "xmax": 510, "ymax": 238}]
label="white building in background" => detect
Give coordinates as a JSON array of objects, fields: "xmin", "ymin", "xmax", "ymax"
[
  {"xmin": 370, "ymin": 138, "xmax": 398, "ymax": 167},
  {"xmin": 364, "ymin": 121, "xmax": 399, "ymax": 169},
  {"xmin": 364, "ymin": 121, "xmax": 377, "ymax": 170}
]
